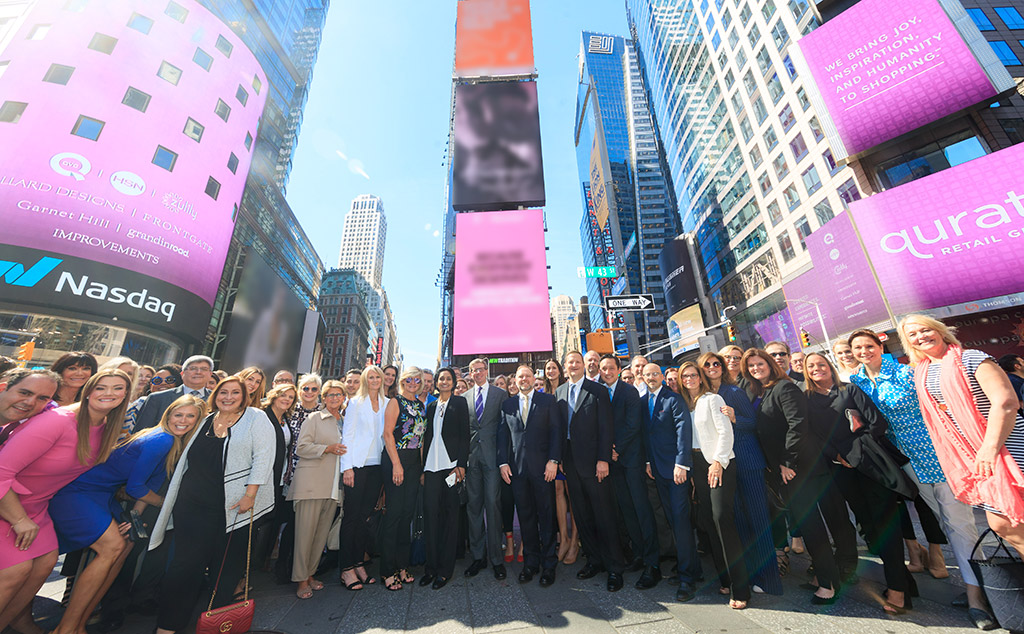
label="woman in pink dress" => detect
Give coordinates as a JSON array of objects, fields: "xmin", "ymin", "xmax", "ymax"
[{"xmin": 0, "ymin": 369, "xmax": 131, "ymax": 634}]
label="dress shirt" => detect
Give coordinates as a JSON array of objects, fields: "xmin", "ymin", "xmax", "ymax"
[
  {"xmin": 636, "ymin": 382, "xmax": 648, "ymax": 397},
  {"xmin": 473, "ymin": 382, "xmax": 489, "ymax": 405},
  {"xmin": 605, "ymin": 379, "xmax": 618, "ymax": 400},
  {"xmin": 565, "ymin": 375, "xmax": 585, "ymax": 438},
  {"xmin": 424, "ymin": 399, "xmax": 456, "ymax": 472}
]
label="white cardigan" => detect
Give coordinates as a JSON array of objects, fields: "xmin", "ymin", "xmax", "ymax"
[
  {"xmin": 339, "ymin": 394, "xmax": 389, "ymax": 472},
  {"xmin": 691, "ymin": 392, "xmax": 735, "ymax": 470}
]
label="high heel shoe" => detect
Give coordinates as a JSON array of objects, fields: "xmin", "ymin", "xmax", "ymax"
[
  {"xmin": 563, "ymin": 541, "xmax": 578, "ymax": 565},
  {"xmin": 504, "ymin": 533, "xmax": 515, "ymax": 563},
  {"xmin": 906, "ymin": 542, "xmax": 927, "ymax": 573}
]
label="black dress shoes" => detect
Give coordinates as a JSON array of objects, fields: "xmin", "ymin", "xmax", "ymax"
[
  {"xmin": 576, "ymin": 562, "xmax": 606, "ymax": 579},
  {"xmin": 518, "ymin": 567, "xmax": 537, "ymax": 584},
  {"xmin": 432, "ymin": 576, "xmax": 450, "ymax": 590},
  {"xmin": 464, "ymin": 559, "xmax": 486, "ymax": 577},
  {"xmin": 635, "ymin": 566, "xmax": 662, "ymax": 590},
  {"xmin": 419, "ymin": 573, "xmax": 435, "ymax": 587},
  {"xmin": 539, "ymin": 568, "xmax": 556, "ymax": 587},
  {"xmin": 493, "ymin": 564, "xmax": 507, "ymax": 580},
  {"xmin": 607, "ymin": 572, "xmax": 623, "ymax": 592},
  {"xmin": 676, "ymin": 583, "xmax": 696, "ymax": 602}
]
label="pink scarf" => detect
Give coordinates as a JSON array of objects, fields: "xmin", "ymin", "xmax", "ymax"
[{"xmin": 914, "ymin": 345, "xmax": 1024, "ymax": 525}]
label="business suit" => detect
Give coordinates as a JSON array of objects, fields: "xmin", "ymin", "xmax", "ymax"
[
  {"xmin": 556, "ymin": 378, "xmax": 625, "ymax": 574},
  {"xmin": 605, "ymin": 379, "xmax": 659, "ymax": 568},
  {"xmin": 642, "ymin": 386, "xmax": 700, "ymax": 587},
  {"xmin": 133, "ymin": 385, "xmax": 210, "ymax": 432},
  {"xmin": 423, "ymin": 396, "xmax": 470, "ymax": 580},
  {"xmin": 498, "ymin": 390, "xmax": 563, "ymax": 572},
  {"xmin": 466, "ymin": 382, "xmax": 508, "ymax": 566},
  {"xmin": 288, "ymin": 409, "xmax": 342, "ymax": 583}
]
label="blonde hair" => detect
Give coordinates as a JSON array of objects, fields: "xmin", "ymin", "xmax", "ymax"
[
  {"xmin": 75, "ymin": 369, "xmax": 133, "ymax": 466},
  {"xmin": 898, "ymin": 314, "xmax": 961, "ymax": 364},
  {"xmin": 398, "ymin": 366, "xmax": 423, "ymax": 395},
  {"xmin": 358, "ymin": 365, "xmax": 385, "ymax": 399},
  {"xmin": 99, "ymin": 357, "xmax": 139, "ymax": 393},
  {"xmin": 262, "ymin": 384, "xmax": 297, "ymax": 419},
  {"xmin": 322, "ymin": 380, "xmax": 346, "ymax": 395},
  {"xmin": 719, "ymin": 345, "xmax": 744, "ymax": 357},
  {"xmin": 678, "ymin": 362, "xmax": 712, "ymax": 410},
  {"xmin": 297, "ymin": 373, "xmax": 323, "ymax": 390},
  {"xmin": 237, "ymin": 366, "xmax": 267, "ymax": 407},
  {"xmin": 123, "ymin": 395, "xmax": 206, "ymax": 475}
]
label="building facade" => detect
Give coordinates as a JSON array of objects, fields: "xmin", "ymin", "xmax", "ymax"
[
  {"xmin": 550, "ymin": 295, "xmax": 581, "ymax": 362},
  {"xmin": 338, "ymin": 194, "xmax": 387, "ymax": 288},
  {"xmin": 318, "ymin": 268, "xmax": 373, "ymax": 378}
]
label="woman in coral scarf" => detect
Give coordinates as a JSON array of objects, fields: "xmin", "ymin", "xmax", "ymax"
[{"xmin": 898, "ymin": 315, "xmax": 1024, "ymax": 557}]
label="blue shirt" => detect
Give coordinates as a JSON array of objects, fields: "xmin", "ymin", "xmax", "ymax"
[{"xmin": 850, "ymin": 357, "xmax": 945, "ymax": 483}]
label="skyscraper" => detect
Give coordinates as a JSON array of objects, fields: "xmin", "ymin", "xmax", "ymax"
[
  {"xmin": 550, "ymin": 295, "xmax": 581, "ymax": 362},
  {"xmin": 318, "ymin": 268, "xmax": 374, "ymax": 378},
  {"xmin": 338, "ymin": 194, "xmax": 388, "ymax": 289}
]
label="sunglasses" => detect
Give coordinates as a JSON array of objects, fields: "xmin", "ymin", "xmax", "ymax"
[
  {"xmin": 404, "ymin": 378, "xmax": 422, "ymax": 385},
  {"xmin": 768, "ymin": 352, "xmax": 789, "ymax": 358},
  {"xmin": 323, "ymin": 392, "xmax": 345, "ymax": 399},
  {"xmin": 703, "ymin": 361, "xmax": 721, "ymax": 368},
  {"xmin": 151, "ymin": 376, "xmax": 178, "ymax": 386},
  {"xmin": 301, "ymin": 386, "xmax": 319, "ymax": 393}
]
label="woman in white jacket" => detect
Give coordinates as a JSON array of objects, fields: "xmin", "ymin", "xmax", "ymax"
[
  {"xmin": 336, "ymin": 365, "xmax": 389, "ymax": 590},
  {"xmin": 678, "ymin": 362, "xmax": 751, "ymax": 610}
]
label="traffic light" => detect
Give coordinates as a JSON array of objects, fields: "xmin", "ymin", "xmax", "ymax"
[
  {"xmin": 16, "ymin": 341, "xmax": 35, "ymax": 362},
  {"xmin": 726, "ymin": 322, "xmax": 737, "ymax": 342},
  {"xmin": 800, "ymin": 330, "xmax": 811, "ymax": 348}
]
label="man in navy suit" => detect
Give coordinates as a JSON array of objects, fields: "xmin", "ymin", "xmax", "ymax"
[
  {"xmin": 556, "ymin": 351, "xmax": 625, "ymax": 592},
  {"xmin": 641, "ymin": 363, "xmax": 699, "ymax": 602},
  {"xmin": 600, "ymin": 354, "xmax": 660, "ymax": 590},
  {"xmin": 498, "ymin": 365, "xmax": 563, "ymax": 587},
  {"xmin": 133, "ymin": 355, "xmax": 213, "ymax": 431}
]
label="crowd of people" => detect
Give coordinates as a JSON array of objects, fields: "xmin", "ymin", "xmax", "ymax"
[{"xmin": 0, "ymin": 312, "xmax": 1022, "ymax": 632}]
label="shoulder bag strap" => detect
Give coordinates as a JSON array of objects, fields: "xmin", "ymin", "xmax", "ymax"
[{"xmin": 207, "ymin": 508, "xmax": 254, "ymax": 610}]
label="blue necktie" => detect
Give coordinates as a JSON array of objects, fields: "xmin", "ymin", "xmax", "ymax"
[
  {"xmin": 567, "ymin": 383, "xmax": 577, "ymax": 439},
  {"xmin": 475, "ymin": 387, "xmax": 483, "ymax": 420},
  {"xmin": 648, "ymin": 396, "xmax": 656, "ymax": 418},
  {"xmin": 607, "ymin": 385, "xmax": 613, "ymax": 400}
]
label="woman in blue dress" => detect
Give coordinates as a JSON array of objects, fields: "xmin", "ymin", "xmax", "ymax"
[
  {"xmin": 48, "ymin": 395, "xmax": 206, "ymax": 634},
  {"xmin": 698, "ymin": 352, "xmax": 783, "ymax": 595}
]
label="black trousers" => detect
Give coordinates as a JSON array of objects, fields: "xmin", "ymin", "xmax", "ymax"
[
  {"xmin": 691, "ymin": 454, "xmax": 751, "ymax": 601},
  {"xmin": 510, "ymin": 471, "xmax": 557, "ymax": 571},
  {"xmin": 423, "ymin": 469, "xmax": 461, "ymax": 579},
  {"xmin": 899, "ymin": 495, "xmax": 948, "ymax": 543},
  {"xmin": 834, "ymin": 468, "xmax": 910, "ymax": 592},
  {"xmin": 273, "ymin": 503, "xmax": 296, "ymax": 583},
  {"xmin": 380, "ymin": 449, "xmax": 422, "ymax": 577},
  {"xmin": 157, "ymin": 508, "xmax": 247, "ymax": 632},
  {"xmin": 609, "ymin": 461, "xmax": 659, "ymax": 567},
  {"xmin": 339, "ymin": 465, "xmax": 382, "ymax": 570},
  {"xmin": 815, "ymin": 465, "xmax": 861, "ymax": 573},
  {"xmin": 563, "ymin": 442, "xmax": 626, "ymax": 573},
  {"xmin": 766, "ymin": 467, "xmax": 841, "ymax": 590}
]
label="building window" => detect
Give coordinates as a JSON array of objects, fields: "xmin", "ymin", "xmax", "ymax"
[
  {"xmin": 802, "ymin": 165, "xmax": 822, "ymax": 194},
  {"xmin": 742, "ymin": 70, "xmax": 757, "ymax": 95},
  {"xmin": 1001, "ymin": 118, "xmax": 1024, "ymax": 144},
  {"xmin": 752, "ymin": 96, "xmax": 768, "ymax": 123},
  {"xmin": 749, "ymin": 143, "xmax": 763, "ymax": 168},
  {"xmin": 989, "ymin": 41, "xmax": 1021, "ymax": 65},
  {"xmin": 771, "ymin": 21, "xmax": 790, "ymax": 49},
  {"xmin": 795, "ymin": 216, "xmax": 812, "ymax": 249},
  {"xmin": 767, "ymin": 200, "xmax": 783, "ymax": 226},
  {"xmin": 758, "ymin": 171, "xmax": 773, "ymax": 195},
  {"xmin": 71, "ymin": 115, "xmax": 104, "ymax": 141},
  {"xmin": 997, "ymin": 7, "xmax": 1024, "ymax": 29},
  {"xmin": 766, "ymin": 72, "xmax": 784, "ymax": 103},
  {"xmin": 789, "ymin": 132, "xmax": 808, "ymax": 161},
  {"xmin": 27, "ymin": 24, "xmax": 50, "ymax": 40},
  {"xmin": 967, "ymin": 8, "xmax": 996, "ymax": 31},
  {"xmin": 215, "ymin": 34, "xmax": 233, "ymax": 57},
  {"xmin": 783, "ymin": 184, "xmax": 801, "ymax": 210},
  {"xmin": 739, "ymin": 115, "xmax": 753, "ymax": 141},
  {"xmin": 122, "ymin": 87, "xmax": 151, "ymax": 112},
  {"xmin": 755, "ymin": 46, "xmax": 772, "ymax": 75},
  {"xmin": 813, "ymin": 199, "xmax": 834, "ymax": 226},
  {"xmin": 796, "ymin": 86, "xmax": 810, "ymax": 110},
  {"xmin": 152, "ymin": 145, "xmax": 177, "ymax": 171},
  {"xmin": 252, "ymin": 75, "xmax": 262, "ymax": 94},
  {"xmin": 875, "ymin": 129, "xmax": 987, "ymax": 189},
  {"xmin": 244, "ymin": 132, "xmax": 253, "ymax": 150},
  {"xmin": 772, "ymin": 153, "xmax": 789, "ymax": 179},
  {"xmin": 0, "ymin": 101, "xmax": 27, "ymax": 123},
  {"xmin": 732, "ymin": 90, "xmax": 745, "ymax": 114},
  {"xmin": 235, "ymin": 85, "xmax": 248, "ymax": 106},
  {"xmin": 764, "ymin": 124, "xmax": 778, "ymax": 149},
  {"xmin": 779, "ymin": 103, "xmax": 795, "ymax": 131},
  {"xmin": 823, "ymin": 148, "xmax": 839, "ymax": 173},
  {"xmin": 193, "ymin": 47, "xmax": 213, "ymax": 71},
  {"xmin": 157, "ymin": 61, "xmax": 182, "ymax": 85},
  {"xmin": 211, "ymin": 100, "xmax": 230, "ymax": 124},
  {"xmin": 42, "ymin": 63, "xmax": 74, "ymax": 85},
  {"xmin": 205, "ymin": 176, "xmax": 220, "ymax": 200},
  {"xmin": 227, "ymin": 152, "xmax": 239, "ymax": 174},
  {"xmin": 782, "ymin": 54, "xmax": 797, "ymax": 79},
  {"xmin": 762, "ymin": 0, "xmax": 776, "ymax": 21},
  {"xmin": 127, "ymin": 12, "xmax": 153, "ymax": 34},
  {"xmin": 777, "ymin": 229, "xmax": 796, "ymax": 262},
  {"xmin": 808, "ymin": 116, "xmax": 824, "ymax": 142},
  {"xmin": 711, "ymin": 31, "xmax": 722, "ymax": 51},
  {"xmin": 165, "ymin": 1, "xmax": 188, "ymax": 22},
  {"xmin": 728, "ymin": 28, "xmax": 740, "ymax": 49},
  {"xmin": 183, "ymin": 117, "xmax": 204, "ymax": 142},
  {"xmin": 837, "ymin": 178, "xmax": 861, "ymax": 208},
  {"xmin": 88, "ymin": 33, "xmax": 117, "ymax": 54}
]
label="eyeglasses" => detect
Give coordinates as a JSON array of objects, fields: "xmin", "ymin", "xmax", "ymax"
[
  {"xmin": 151, "ymin": 376, "xmax": 178, "ymax": 386},
  {"xmin": 404, "ymin": 378, "xmax": 421, "ymax": 385},
  {"xmin": 680, "ymin": 374, "xmax": 700, "ymax": 381},
  {"xmin": 768, "ymin": 352, "xmax": 789, "ymax": 358},
  {"xmin": 703, "ymin": 361, "xmax": 721, "ymax": 368},
  {"xmin": 301, "ymin": 386, "xmax": 319, "ymax": 393},
  {"xmin": 323, "ymin": 393, "xmax": 344, "ymax": 399}
]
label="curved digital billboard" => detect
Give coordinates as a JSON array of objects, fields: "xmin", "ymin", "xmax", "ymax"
[{"xmin": 0, "ymin": 0, "xmax": 265, "ymax": 341}]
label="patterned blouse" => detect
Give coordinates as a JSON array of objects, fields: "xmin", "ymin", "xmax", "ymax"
[
  {"xmin": 392, "ymin": 395, "xmax": 426, "ymax": 450},
  {"xmin": 284, "ymin": 402, "xmax": 323, "ymax": 484},
  {"xmin": 850, "ymin": 356, "xmax": 945, "ymax": 483}
]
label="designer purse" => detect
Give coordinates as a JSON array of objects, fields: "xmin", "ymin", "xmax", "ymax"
[{"xmin": 197, "ymin": 509, "xmax": 255, "ymax": 634}]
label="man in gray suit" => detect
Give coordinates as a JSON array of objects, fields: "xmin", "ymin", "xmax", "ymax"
[
  {"xmin": 464, "ymin": 357, "xmax": 509, "ymax": 580},
  {"xmin": 133, "ymin": 355, "xmax": 214, "ymax": 431}
]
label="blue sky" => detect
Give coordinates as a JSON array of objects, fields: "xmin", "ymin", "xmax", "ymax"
[{"xmin": 286, "ymin": 0, "xmax": 629, "ymax": 370}]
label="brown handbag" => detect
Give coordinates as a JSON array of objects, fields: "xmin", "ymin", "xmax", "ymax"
[{"xmin": 197, "ymin": 509, "xmax": 255, "ymax": 634}]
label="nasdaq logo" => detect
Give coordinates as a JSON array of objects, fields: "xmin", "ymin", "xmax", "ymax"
[
  {"xmin": 588, "ymin": 35, "xmax": 614, "ymax": 54},
  {"xmin": 0, "ymin": 256, "xmax": 63, "ymax": 287}
]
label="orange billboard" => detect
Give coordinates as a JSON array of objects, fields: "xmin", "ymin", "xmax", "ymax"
[{"xmin": 455, "ymin": 0, "xmax": 535, "ymax": 77}]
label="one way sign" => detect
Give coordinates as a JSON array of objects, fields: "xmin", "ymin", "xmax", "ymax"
[{"xmin": 605, "ymin": 294, "xmax": 655, "ymax": 311}]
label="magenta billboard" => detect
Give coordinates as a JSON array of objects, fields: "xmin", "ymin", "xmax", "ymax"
[
  {"xmin": 850, "ymin": 143, "xmax": 1024, "ymax": 316},
  {"xmin": 0, "ymin": 0, "xmax": 265, "ymax": 325},
  {"xmin": 453, "ymin": 209, "xmax": 551, "ymax": 355},
  {"xmin": 793, "ymin": 0, "xmax": 1012, "ymax": 159}
]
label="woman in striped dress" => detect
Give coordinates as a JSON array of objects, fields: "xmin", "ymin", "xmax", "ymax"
[{"xmin": 898, "ymin": 315, "xmax": 1024, "ymax": 558}]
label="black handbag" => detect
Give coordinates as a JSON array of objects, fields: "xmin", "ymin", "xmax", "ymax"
[{"xmin": 969, "ymin": 528, "xmax": 1024, "ymax": 633}]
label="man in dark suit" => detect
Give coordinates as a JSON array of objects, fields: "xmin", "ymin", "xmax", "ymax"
[
  {"xmin": 464, "ymin": 357, "xmax": 509, "ymax": 580},
  {"xmin": 641, "ymin": 363, "xmax": 699, "ymax": 602},
  {"xmin": 498, "ymin": 364, "xmax": 563, "ymax": 587},
  {"xmin": 599, "ymin": 354, "xmax": 661, "ymax": 589},
  {"xmin": 556, "ymin": 351, "xmax": 625, "ymax": 591},
  {"xmin": 133, "ymin": 355, "xmax": 213, "ymax": 431}
]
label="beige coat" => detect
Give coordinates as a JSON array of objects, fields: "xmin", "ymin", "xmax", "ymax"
[{"xmin": 288, "ymin": 409, "xmax": 342, "ymax": 502}]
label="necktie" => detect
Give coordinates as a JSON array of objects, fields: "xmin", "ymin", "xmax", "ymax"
[
  {"xmin": 648, "ymin": 395, "xmax": 656, "ymax": 418},
  {"xmin": 607, "ymin": 385, "xmax": 613, "ymax": 399},
  {"xmin": 0, "ymin": 420, "xmax": 23, "ymax": 446},
  {"xmin": 475, "ymin": 387, "xmax": 483, "ymax": 420},
  {"xmin": 521, "ymin": 395, "xmax": 529, "ymax": 423},
  {"xmin": 567, "ymin": 383, "xmax": 577, "ymax": 439}
]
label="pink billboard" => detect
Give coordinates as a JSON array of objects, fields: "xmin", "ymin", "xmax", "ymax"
[
  {"xmin": 0, "ymin": 0, "xmax": 265, "ymax": 306},
  {"xmin": 453, "ymin": 209, "xmax": 551, "ymax": 355},
  {"xmin": 794, "ymin": 0, "xmax": 1012, "ymax": 158},
  {"xmin": 850, "ymin": 143, "xmax": 1024, "ymax": 316}
]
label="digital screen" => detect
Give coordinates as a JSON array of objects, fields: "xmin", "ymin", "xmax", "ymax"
[
  {"xmin": 794, "ymin": 0, "xmax": 1010, "ymax": 158},
  {"xmin": 452, "ymin": 81, "xmax": 545, "ymax": 212},
  {"xmin": 455, "ymin": 0, "xmax": 535, "ymax": 77},
  {"xmin": 0, "ymin": 0, "xmax": 264, "ymax": 309},
  {"xmin": 658, "ymin": 237, "xmax": 701, "ymax": 317},
  {"xmin": 667, "ymin": 304, "xmax": 703, "ymax": 357},
  {"xmin": 453, "ymin": 209, "xmax": 551, "ymax": 354}
]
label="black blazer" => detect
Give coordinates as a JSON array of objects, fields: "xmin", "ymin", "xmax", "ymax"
[
  {"xmin": 608, "ymin": 380, "xmax": 644, "ymax": 469},
  {"xmin": 753, "ymin": 379, "xmax": 807, "ymax": 472},
  {"xmin": 555, "ymin": 378, "xmax": 613, "ymax": 473},
  {"xmin": 423, "ymin": 395, "xmax": 470, "ymax": 470},
  {"xmin": 263, "ymin": 406, "xmax": 288, "ymax": 499},
  {"xmin": 497, "ymin": 390, "xmax": 563, "ymax": 477}
]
